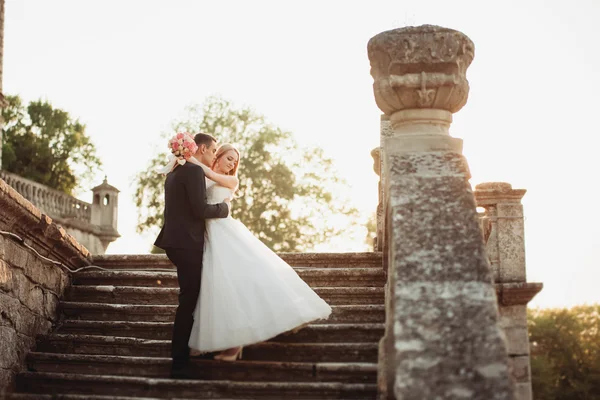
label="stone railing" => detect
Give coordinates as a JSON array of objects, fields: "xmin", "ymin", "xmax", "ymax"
[
  {"xmin": 0, "ymin": 177, "xmax": 91, "ymax": 392},
  {"xmin": 0, "ymin": 172, "xmax": 120, "ymax": 254},
  {"xmin": 0, "ymin": 171, "xmax": 92, "ymax": 222},
  {"xmin": 369, "ymin": 25, "xmax": 534, "ymax": 400}
]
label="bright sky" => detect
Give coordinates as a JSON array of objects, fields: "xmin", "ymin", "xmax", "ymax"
[{"xmin": 5, "ymin": 0, "xmax": 599, "ymax": 309}]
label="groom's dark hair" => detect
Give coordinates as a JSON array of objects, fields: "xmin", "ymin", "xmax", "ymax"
[{"xmin": 194, "ymin": 133, "xmax": 217, "ymax": 148}]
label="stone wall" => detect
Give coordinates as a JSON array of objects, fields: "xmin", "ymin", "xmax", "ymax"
[
  {"xmin": 60, "ymin": 227, "xmax": 105, "ymax": 255},
  {"xmin": 0, "ymin": 178, "xmax": 91, "ymax": 392}
]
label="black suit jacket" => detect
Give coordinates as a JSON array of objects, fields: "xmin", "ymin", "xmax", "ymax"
[{"xmin": 154, "ymin": 162, "xmax": 229, "ymax": 250}]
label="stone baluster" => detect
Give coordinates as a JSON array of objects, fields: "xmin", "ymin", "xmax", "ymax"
[{"xmin": 368, "ymin": 25, "xmax": 515, "ymax": 399}]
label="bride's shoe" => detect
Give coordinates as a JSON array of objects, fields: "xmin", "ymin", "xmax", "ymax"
[{"xmin": 214, "ymin": 346, "xmax": 243, "ymax": 361}]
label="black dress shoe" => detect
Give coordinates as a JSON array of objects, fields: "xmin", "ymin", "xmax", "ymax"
[{"xmin": 170, "ymin": 362, "xmax": 203, "ymax": 379}]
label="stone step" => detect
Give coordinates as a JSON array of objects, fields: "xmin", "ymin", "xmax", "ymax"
[
  {"xmin": 67, "ymin": 285, "xmax": 385, "ymax": 305},
  {"xmin": 17, "ymin": 372, "xmax": 378, "ymax": 399},
  {"xmin": 36, "ymin": 334, "xmax": 379, "ymax": 362},
  {"xmin": 27, "ymin": 352, "xmax": 377, "ymax": 383},
  {"xmin": 92, "ymin": 252, "xmax": 383, "ymax": 270},
  {"xmin": 57, "ymin": 320, "xmax": 385, "ymax": 342},
  {"xmin": 59, "ymin": 302, "xmax": 385, "ymax": 324},
  {"xmin": 6, "ymin": 394, "xmax": 163, "ymax": 400},
  {"xmin": 72, "ymin": 268, "xmax": 386, "ymax": 288}
]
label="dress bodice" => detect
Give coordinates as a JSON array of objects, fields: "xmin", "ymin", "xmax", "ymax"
[{"xmin": 206, "ymin": 179, "xmax": 234, "ymax": 205}]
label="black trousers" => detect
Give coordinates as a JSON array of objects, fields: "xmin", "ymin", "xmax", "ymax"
[{"xmin": 165, "ymin": 248, "xmax": 203, "ymax": 368}]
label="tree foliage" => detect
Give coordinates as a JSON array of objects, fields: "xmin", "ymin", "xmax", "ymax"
[
  {"xmin": 135, "ymin": 96, "xmax": 358, "ymax": 252},
  {"xmin": 1, "ymin": 95, "xmax": 101, "ymax": 194},
  {"xmin": 528, "ymin": 305, "xmax": 600, "ymax": 400}
]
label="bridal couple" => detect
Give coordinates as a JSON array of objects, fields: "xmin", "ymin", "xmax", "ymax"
[{"xmin": 154, "ymin": 132, "xmax": 332, "ymax": 379}]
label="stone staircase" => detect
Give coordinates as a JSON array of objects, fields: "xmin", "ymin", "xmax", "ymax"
[{"xmin": 10, "ymin": 253, "xmax": 384, "ymax": 399}]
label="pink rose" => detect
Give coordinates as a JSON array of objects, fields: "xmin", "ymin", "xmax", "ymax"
[{"xmin": 176, "ymin": 133, "xmax": 184, "ymax": 140}]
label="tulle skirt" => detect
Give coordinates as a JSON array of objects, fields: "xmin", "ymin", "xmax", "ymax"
[{"xmin": 188, "ymin": 217, "xmax": 332, "ymax": 352}]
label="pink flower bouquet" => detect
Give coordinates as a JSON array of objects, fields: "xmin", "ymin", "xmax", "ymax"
[{"xmin": 168, "ymin": 132, "xmax": 198, "ymax": 162}]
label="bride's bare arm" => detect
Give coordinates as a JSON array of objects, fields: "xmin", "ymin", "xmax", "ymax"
[{"xmin": 197, "ymin": 162, "xmax": 239, "ymax": 190}]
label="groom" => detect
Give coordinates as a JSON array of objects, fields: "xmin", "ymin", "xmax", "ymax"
[{"xmin": 154, "ymin": 133, "xmax": 230, "ymax": 379}]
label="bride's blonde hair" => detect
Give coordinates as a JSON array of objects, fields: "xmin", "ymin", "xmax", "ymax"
[{"xmin": 212, "ymin": 143, "xmax": 240, "ymax": 176}]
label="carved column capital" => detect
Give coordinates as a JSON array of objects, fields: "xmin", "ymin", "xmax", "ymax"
[{"xmin": 368, "ymin": 25, "xmax": 474, "ymax": 117}]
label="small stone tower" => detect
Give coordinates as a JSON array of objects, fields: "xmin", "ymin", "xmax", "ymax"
[{"xmin": 91, "ymin": 176, "xmax": 120, "ymax": 251}]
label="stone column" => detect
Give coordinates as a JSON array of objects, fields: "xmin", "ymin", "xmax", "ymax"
[
  {"xmin": 0, "ymin": 0, "xmax": 5, "ymax": 169},
  {"xmin": 474, "ymin": 182, "xmax": 543, "ymax": 400},
  {"xmin": 370, "ymin": 147, "xmax": 382, "ymax": 251},
  {"xmin": 375, "ymin": 115, "xmax": 393, "ymax": 256},
  {"xmin": 368, "ymin": 25, "xmax": 515, "ymax": 399}
]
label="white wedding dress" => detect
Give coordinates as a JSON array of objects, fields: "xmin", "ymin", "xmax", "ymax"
[{"xmin": 188, "ymin": 180, "xmax": 332, "ymax": 352}]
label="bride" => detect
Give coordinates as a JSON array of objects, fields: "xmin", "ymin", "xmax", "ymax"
[{"xmin": 187, "ymin": 144, "xmax": 332, "ymax": 360}]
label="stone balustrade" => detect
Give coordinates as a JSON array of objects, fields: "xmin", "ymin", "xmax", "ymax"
[
  {"xmin": 0, "ymin": 171, "xmax": 120, "ymax": 254},
  {"xmin": 0, "ymin": 171, "xmax": 92, "ymax": 222}
]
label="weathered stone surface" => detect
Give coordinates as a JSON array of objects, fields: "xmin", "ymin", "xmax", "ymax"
[
  {"xmin": 498, "ymin": 306, "xmax": 530, "ymax": 356},
  {"xmin": 66, "ymin": 285, "xmax": 384, "ymax": 306},
  {"xmin": 496, "ymin": 283, "xmax": 543, "ymax": 306},
  {"xmin": 369, "ymin": 24, "xmax": 516, "ymax": 400},
  {"xmin": 498, "ymin": 305, "xmax": 527, "ymax": 328},
  {"xmin": 17, "ymin": 371, "xmax": 378, "ymax": 399},
  {"xmin": 508, "ymin": 356, "xmax": 530, "ymax": 383},
  {"xmin": 0, "ymin": 178, "xmax": 92, "ymax": 267},
  {"xmin": 57, "ymin": 319, "xmax": 384, "ymax": 343},
  {"xmin": 11, "ymin": 250, "xmax": 386, "ymax": 398},
  {"xmin": 91, "ymin": 252, "xmax": 383, "ymax": 270},
  {"xmin": 43, "ymin": 291, "xmax": 60, "ymax": 321},
  {"xmin": 58, "ymin": 301, "xmax": 385, "ymax": 324},
  {"xmin": 4, "ymin": 393, "xmax": 154, "ymax": 400},
  {"xmin": 368, "ymin": 25, "xmax": 474, "ymax": 115},
  {"xmin": 0, "ymin": 327, "xmax": 22, "ymax": 369},
  {"xmin": 26, "ymin": 352, "xmax": 377, "ymax": 383},
  {"xmin": 0, "ymin": 171, "xmax": 121, "ymax": 255},
  {"xmin": 0, "ymin": 259, "xmax": 12, "ymax": 292},
  {"xmin": 474, "ymin": 182, "xmax": 540, "ymax": 400},
  {"xmin": 37, "ymin": 334, "xmax": 379, "ymax": 363},
  {"xmin": 0, "ymin": 369, "xmax": 17, "ymax": 394},
  {"xmin": 0, "ymin": 327, "xmax": 35, "ymax": 376},
  {"xmin": 474, "ymin": 183, "xmax": 528, "ymax": 284},
  {"xmin": 73, "ymin": 268, "xmax": 385, "ymax": 288},
  {"xmin": 386, "ymin": 150, "xmax": 514, "ymax": 399},
  {"xmin": 0, "ymin": 177, "xmax": 92, "ymax": 392},
  {"xmin": 514, "ymin": 382, "xmax": 533, "ymax": 400},
  {"xmin": 0, "ymin": 293, "xmax": 51, "ymax": 337}
]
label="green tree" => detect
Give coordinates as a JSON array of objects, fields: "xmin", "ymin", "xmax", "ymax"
[
  {"xmin": 528, "ymin": 305, "xmax": 600, "ymax": 400},
  {"xmin": 1, "ymin": 95, "xmax": 101, "ymax": 194},
  {"xmin": 135, "ymin": 96, "xmax": 359, "ymax": 252}
]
